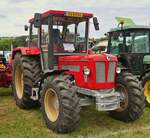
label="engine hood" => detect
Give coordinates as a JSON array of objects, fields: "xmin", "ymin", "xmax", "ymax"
[{"xmin": 59, "ymin": 53, "xmax": 117, "ymax": 62}]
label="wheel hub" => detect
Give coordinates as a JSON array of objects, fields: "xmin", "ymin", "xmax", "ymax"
[
  {"xmin": 15, "ymin": 64, "xmax": 24, "ymax": 99},
  {"xmin": 144, "ymin": 81, "xmax": 150, "ymax": 103},
  {"xmin": 116, "ymin": 84, "xmax": 128, "ymax": 112},
  {"xmin": 44, "ymin": 88, "xmax": 59, "ymax": 122}
]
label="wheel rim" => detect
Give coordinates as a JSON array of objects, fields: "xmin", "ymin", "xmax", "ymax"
[
  {"xmin": 116, "ymin": 84, "xmax": 128, "ymax": 112},
  {"xmin": 144, "ymin": 80, "xmax": 150, "ymax": 103},
  {"xmin": 15, "ymin": 64, "xmax": 24, "ymax": 99},
  {"xmin": 44, "ymin": 88, "xmax": 59, "ymax": 122}
]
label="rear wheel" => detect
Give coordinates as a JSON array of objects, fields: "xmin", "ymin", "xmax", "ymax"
[
  {"xmin": 40, "ymin": 74, "xmax": 80, "ymax": 133},
  {"xmin": 13, "ymin": 53, "xmax": 41, "ymax": 109},
  {"xmin": 141, "ymin": 72, "xmax": 150, "ymax": 107},
  {"xmin": 110, "ymin": 72, "xmax": 144, "ymax": 122}
]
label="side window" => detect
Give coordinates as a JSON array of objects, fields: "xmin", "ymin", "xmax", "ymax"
[
  {"xmin": 132, "ymin": 33, "xmax": 149, "ymax": 53},
  {"xmin": 41, "ymin": 25, "xmax": 48, "ymax": 45},
  {"xmin": 110, "ymin": 32, "xmax": 124, "ymax": 54},
  {"xmin": 77, "ymin": 22, "xmax": 86, "ymax": 52},
  {"xmin": 31, "ymin": 26, "xmax": 38, "ymax": 47},
  {"xmin": 77, "ymin": 22, "xmax": 86, "ymax": 43}
]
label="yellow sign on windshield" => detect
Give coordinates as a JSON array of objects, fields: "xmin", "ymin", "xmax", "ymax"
[{"xmin": 66, "ymin": 11, "xmax": 83, "ymax": 17}]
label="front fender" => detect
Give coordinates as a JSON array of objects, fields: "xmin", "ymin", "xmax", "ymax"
[{"xmin": 139, "ymin": 69, "xmax": 150, "ymax": 81}]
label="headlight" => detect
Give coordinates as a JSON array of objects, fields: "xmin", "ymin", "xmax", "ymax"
[
  {"xmin": 84, "ymin": 68, "xmax": 90, "ymax": 75},
  {"xmin": 116, "ymin": 67, "xmax": 121, "ymax": 74}
]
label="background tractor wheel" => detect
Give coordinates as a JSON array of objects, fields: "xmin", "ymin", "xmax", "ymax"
[
  {"xmin": 110, "ymin": 72, "xmax": 144, "ymax": 122},
  {"xmin": 13, "ymin": 53, "xmax": 42, "ymax": 109},
  {"xmin": 40, "ymin": 74, "xmax": 80, "ymax": 133},
  {"xmin": 141, "ymin": 72, "xmax": 150, "ymax": 107}
]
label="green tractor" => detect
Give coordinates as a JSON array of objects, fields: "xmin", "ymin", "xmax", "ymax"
[{"xmin": 107, "ymin": 17, "xmax": 150, "ymax": 106}]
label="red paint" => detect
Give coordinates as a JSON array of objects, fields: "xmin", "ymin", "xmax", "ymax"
[
  {"xmin": 12, "ymin": 47, "xmax": 117, "ymax": 90},
  {"xmin": 29, "ymin": 10, "xmax": 93, "ymax": 23},
  {"xmin": 59, "ymin": 54, "xmax": 117, "ymax": 90},
  {"xmin": 12, "ymin": 47, "xmax": 40, "ymax": 59}
]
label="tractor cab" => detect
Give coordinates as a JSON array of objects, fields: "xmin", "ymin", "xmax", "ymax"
[
  {"xmin": 25, "ymin": 10, "xmax": 99, "ymax": 70},
  {"xmin": 107, "ymin": 17, "xmax": 150, "ymax": 75},
  {"xmin": 108, "ymin": 26, "xmax": 150, "ymax": 75}
]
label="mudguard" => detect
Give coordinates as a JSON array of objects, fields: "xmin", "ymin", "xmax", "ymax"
[
  {"xmin": 12, "ymin": 47, "xmax": 40, "ymax": 59},
  {"xmin": 139, "ymin": 68, "xmax": 150, "ymax": 81}
]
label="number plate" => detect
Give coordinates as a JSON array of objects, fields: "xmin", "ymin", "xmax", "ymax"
[{"xmin": 65, "ymin": 11, "xmax": 83, "ymax": 17}]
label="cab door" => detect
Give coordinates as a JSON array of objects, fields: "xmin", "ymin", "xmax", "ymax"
[
  {"xmin": 126, "ymin": 53, "xmax": 146, "ymax": 75},
  {"xmin": 124, "ymin": 30, "xmax": 150, "ymax": 75}
]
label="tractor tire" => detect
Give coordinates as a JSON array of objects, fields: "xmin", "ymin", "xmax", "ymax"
[
  {"xmin": 110, "ymin": 72, "xmax": 144, "ymax": 122},
  {"xmin": 40, "ymin": 74, "xmax": 80, "ymax": 133},
  {"xmin": 13, "ymin": 53, "xmax": 42, "ymax": 109},
  {"xmin": 141, "ymin": 72, "xmax": 150, "ymax": 107}
]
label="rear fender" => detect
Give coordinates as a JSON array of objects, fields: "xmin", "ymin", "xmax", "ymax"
[{"xmin": 12, "ymin": 47, "xmax": 40, "ymax": 59}]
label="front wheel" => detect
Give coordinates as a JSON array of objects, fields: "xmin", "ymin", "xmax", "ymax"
[
  {"xmin": 110, "ymin": 72, "xmax": 144, "ymax": 122},
  {"xmin": 141, "ymin": 72, "xmax": 150, "ymax": 107},
  {"xmin": 40, "ymin": 74, "xmax": 80, "ymax": 133}
]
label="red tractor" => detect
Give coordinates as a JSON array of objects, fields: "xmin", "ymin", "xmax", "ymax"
[
  {"xmin": 12, "ymin": 10, "xmax": 144, "ymax": 133},
  {"xmin": 0, "ymin": 51, "xmax": 12, "ymax": 88}
]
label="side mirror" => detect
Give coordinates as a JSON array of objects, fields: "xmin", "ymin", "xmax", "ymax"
[
  {"xmin": 34, "ymin": 13, "xmax": 41, "ymax": 28},
  {"xmin": 24, "ymin": 25, "xmax": 28, "ymax": 31},
  {"xmin": 93, "ymin": 17, "xmax": 99, "ymax": 30},
  {"xmin": 104, "ymin": 33, "xmax": 109, "ymax": 37}
]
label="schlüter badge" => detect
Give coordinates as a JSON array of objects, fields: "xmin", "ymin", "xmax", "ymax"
[{"xmin": 106, "ymin": 54, "xmax": 111, "ymax": 61}]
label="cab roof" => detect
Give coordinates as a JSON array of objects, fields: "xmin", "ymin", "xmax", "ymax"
[
  {"xmin": 29, "ymin": 10, "xmax": 93, "ymax": 23},
  {"xmin": 109, "ymin": 25, "xmax": 150, "ymax": 33}
]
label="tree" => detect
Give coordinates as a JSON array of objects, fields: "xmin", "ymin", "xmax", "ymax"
[
  {"xmin": 0, "ymin": 38, "xmax": 14, "ymax": 50},
  {"xmin": 0, "ymin": 35, "xmax": 27, "ymax": 50}
]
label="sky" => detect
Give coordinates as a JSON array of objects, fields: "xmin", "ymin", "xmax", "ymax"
[{"xmin": 0, "ymin": 0, "xmax": 150, "ymax": 38}]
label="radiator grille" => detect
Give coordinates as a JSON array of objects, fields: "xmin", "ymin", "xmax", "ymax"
[
  {"xmin": 62, "ymin": 65, "xmax": 80, "ymax": 71},
  {"xmin": 96, "ymin": 62, "xmax": 105, "ymax": 82},
  {"xmin": 96, "ymin": 62, "xmax": 115, "ymax": 83},
  {"xmin": 108, "ymin": 62, "xmax": 115, "ymax": 82}
]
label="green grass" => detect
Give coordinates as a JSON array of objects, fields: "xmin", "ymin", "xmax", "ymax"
[{"xmin": 0, "ymin": 88, "xmax": 150, "ymax": 138}]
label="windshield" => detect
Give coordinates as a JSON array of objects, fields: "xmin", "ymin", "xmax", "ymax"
[
  {"xmin": 40, "ymin": 16, "xmax": 88, "ymax": 54},
  {"xmin": 126, "ymin": 32, "xmax": 149, "ymax": 53},
  {"xmin": 110, "ymin": 31, "xmax": 150, "ymax": 54}
]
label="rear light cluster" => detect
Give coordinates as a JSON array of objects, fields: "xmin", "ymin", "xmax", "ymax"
[{"xmin": 96, "ymin": 62, "xmax": 116, "ymax": 83}]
